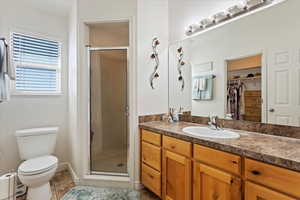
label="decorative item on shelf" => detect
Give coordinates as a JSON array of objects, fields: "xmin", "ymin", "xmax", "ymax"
[
  {"xmin": 255, "ymin": 72, "xmax": 261, "ymax": 76},
  {"xmin": 185, "ymin": 0, "xmax": 273, "ymax": 36},
  {"xmin": 247, "ymin": 73, "xmax": 255, "ymax": 78},
  {"xmin": 149, "ymin": 37, "xmax": 160, "ymax": 89},
  {"xmin": 177, "ymin": 47, "xmax": 186, "ymax": 91}
]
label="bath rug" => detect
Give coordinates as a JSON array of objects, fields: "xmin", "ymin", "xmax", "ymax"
[{"xmin": 61, "ymin": 186, "xmax": 140, "ymax": 200}]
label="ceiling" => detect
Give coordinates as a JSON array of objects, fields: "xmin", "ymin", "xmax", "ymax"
[{"xmin": 26, "ymin": 0, "xmax": 75, "ymax": 17}]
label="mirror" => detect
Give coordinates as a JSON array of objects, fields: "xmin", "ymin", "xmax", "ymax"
[{"xmin": 168, "ymin": 1, "xmax": 300, "ymax": 127}]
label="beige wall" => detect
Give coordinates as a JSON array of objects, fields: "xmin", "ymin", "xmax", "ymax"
[{"xmin": 89, "ymin": 22, "xmax": 129, "ymax": 47}]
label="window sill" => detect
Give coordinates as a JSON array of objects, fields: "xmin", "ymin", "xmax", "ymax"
[{"xmin": 11, "ymin": 91, "xmax": 63, "ymax": 96}]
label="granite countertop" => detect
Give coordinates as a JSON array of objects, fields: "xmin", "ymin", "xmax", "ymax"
[{"xmin": 139, "ymin": 121, "xmax": 300, "ymax": 172}]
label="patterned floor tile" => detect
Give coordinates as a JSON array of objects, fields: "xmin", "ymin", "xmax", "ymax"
[{"xmin": 17, "ymin": 169, "xmax": 159, "ymax": 200}]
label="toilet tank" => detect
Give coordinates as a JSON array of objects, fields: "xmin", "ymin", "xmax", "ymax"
[{"xmin": 15, "ymin": 127, "xmax": 58, "ymax": 160}]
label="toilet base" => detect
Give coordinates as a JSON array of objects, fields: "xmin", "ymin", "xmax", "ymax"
[{"xmin": 27, "ymin": 182, "xmax": 52, "ymax": 200}]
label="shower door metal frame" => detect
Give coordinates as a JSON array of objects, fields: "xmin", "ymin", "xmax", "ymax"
[{"xmin": 88, "ymin": 46, "xmax": 130, "ymax": 177}]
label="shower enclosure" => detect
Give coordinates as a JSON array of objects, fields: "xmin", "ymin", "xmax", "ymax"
[{"xmin": 89, "ymin": 47, "xmax": 129, "ymax": 176}]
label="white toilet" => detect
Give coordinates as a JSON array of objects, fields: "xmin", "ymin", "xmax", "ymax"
[{"xmin": 15, "ymin": 127, "xmax": 59, "ymax": 200}]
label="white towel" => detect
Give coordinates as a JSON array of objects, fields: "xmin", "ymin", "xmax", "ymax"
[
  {"xmin": 193, "ymin": 79, "xmax": 199, "ymax": 90},
  {"xmin": 198, "ymin": 77, "xmax": 207, "ymax": 91}
]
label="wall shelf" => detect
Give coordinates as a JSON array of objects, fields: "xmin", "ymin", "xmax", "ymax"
[{"xmin": 228, "ymin": 76, "xmax": 261, "ymax": 82}]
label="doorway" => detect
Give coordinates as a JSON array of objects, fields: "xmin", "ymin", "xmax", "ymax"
[
  {"xmin": 226, "ymin": 54, "xmax": 263, "ymax": 122},
  {"xmin": 88, "ymin": 22, "xmax": 129, "ymax": 176}
]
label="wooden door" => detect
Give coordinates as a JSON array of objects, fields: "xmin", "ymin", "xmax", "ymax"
[
  {"xmin": 245, "ymin": 181, "xmax": 296, "ymax": 200},
  {"xmin": 267, "ymin": 48, "xmax": 300, "ymax": 126},
  {"xmin": 193, "ymin": 162, "xmax": 241, "ymax": 200},
  {"xmin": 163, "ymin": 150, "xmax": 191, "ymax": 200}
]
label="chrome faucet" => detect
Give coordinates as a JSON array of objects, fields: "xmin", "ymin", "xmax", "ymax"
[{"xmin": 208, "ymin": 115, "xmax": 220, "ymax": 130}]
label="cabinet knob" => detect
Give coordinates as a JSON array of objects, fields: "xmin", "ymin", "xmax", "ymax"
[
  {"xmin": 232, "ymin": 160, "xmax": 238, "ymax": 164},
  {"xmin": 212, "ymin": 192, "xmax": 219, "ymax": 200},
  {"xmin": 251, "ymin": 170, "xmax": 260, "ymax": 175},
  {"xmin": 269, "ymin": 108, "xmax": 275, "ymax": 112},
  {"xmin": 147, "ymin": 173, "xmax": 154, "ymax": 179}
]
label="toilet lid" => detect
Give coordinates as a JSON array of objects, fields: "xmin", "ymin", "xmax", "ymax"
[{"xmin": 19, "ymin": 155, "xmax": 58, "ymax": 175}]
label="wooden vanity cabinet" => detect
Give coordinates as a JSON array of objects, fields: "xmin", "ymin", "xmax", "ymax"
[
  {"xmin": 140, "ymin": 129, "xmax": 300, "ymax": 200},
  {"xmin": 162, "ymin": 150, "xmax": 192, "ymax": 200},
  {"xmin": 194, "ymin": 144, "xmax": 241, "ymax": 176},
  {"xmin": 193, "ymin": 144, "xmax": 242, "ymax": 200},
  {"xmin": 245, "ymin": 181, "xmax": 296, "ymax": 200},
  {"xmin": 245, "ymin": 158, "xmax": 300, "ymax": 199},
  {"xmin": 141, "ymin": 129, "xmax": 162, "ymax": 197},
  {"xmin": 194, "ymin": 163, "xmax": 241, "ymax": 200},
  {"xmin": 162, "ymin": 136, "xmax": 192, "ymax": 200}
]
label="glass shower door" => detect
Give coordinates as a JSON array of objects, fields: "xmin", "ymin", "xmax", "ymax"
[{"xmin": 90, "ymin": 48, "xmax": 128, "ymax": 175}]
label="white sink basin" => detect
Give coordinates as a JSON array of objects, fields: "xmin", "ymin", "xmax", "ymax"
[{"xmin": 182, "ymin": 126, "xmax": 240, "ymax": 139}]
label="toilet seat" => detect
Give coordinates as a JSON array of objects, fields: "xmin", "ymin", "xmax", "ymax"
[{"xmin": 18, "ymin": 155, "xmax": 58, "ymax": 176}]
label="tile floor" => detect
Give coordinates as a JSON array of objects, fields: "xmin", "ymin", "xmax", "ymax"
[
  {"xmin": 17, "ymin": 169, "xmax": 160, "ymax": 200},
  {"xmin": 91, "ymin": 149, "xmax": 128, "ymax": 174}
]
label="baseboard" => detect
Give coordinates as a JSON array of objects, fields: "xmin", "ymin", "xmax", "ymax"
[
  {"xmin": 58, "ymin": 162, "xmax": 141, "ymax": 189},
  {"xmin": 57, "ymin": 162, "xmax": 80, "ymax": 184},
  {"xmin": 79, "ymin": 175, "xmax": 131, "ymax": 188},
  {"xmin": 67, "ymin": 163, "xmax": 80, "ymax": 184},
  {"xmin": 134, "ymin": 181, "xmax": 143, "ymax": 190},
  {"xmin": 57, "ymin": 162, "xmax": 69, "ymax": 172}
]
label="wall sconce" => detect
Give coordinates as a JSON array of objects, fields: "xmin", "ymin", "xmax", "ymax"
[
  {"xmin": 177, "ymin": 47, "xmax": 185, "ymax": 91},
  {"xmin": 150, "ymin": 37, "xmax": 160, "ymax": 89},
  {"xmin": 185, "ymin": 0, "xmax": 272, "ymax": 36}
]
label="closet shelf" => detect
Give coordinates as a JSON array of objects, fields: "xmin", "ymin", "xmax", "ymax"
[{"xmin": 228, "ymin": 76, "xmax": 261, "ymax": 82}]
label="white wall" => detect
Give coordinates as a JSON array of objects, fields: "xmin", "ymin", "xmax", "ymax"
[
  {"xmin": 69, "ymin": 0, "xmax": 170, "ymax": 188},
  {"xmin": 68, "ymin": 2, "xmax": 80, "ymax": 177},
  {"xmin": 168, "ymin": 0, "xmax": 245, "ymax": 44},
  {"xmin": 0, "ymin": 0, "xmax": 69, "ymax": 174},
  {"xmin": 73, "ymin": 0, "xmax": 138, "ymax": 185},
  {"xmin": 168, "ymin": 0, "xmax": 300, "ymax": 118},
  {"xmin": 137, "ymin": 0, "xmax": 169, "ymax": 115}
]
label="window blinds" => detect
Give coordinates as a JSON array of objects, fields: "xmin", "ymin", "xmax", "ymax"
[{"xmin": 12, "ymin": 33, "xmax": 60, "ymax": 92}]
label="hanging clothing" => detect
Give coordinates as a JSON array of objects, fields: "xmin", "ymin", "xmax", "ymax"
[
  {"xmin": 227, "ymin": 82, "xmax": 245, "ymax": 120},
  {"xmin": 0, "ymin": 39, "xmax": 10, "ymax": 103}
]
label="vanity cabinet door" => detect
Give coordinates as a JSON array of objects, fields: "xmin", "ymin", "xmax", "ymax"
[
  {"xmin": 162, "ymin": 150, "xmax": 191, "ymax": 200},
  {"xmin": 193, "ymin": 162, "xmax": 241, "ymax": 200},
  {"xmin": 245, "ymin": 181, "xmax": 296, "ymax": 200}
]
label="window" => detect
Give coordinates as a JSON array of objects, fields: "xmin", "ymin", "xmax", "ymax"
[{"xmin": 11, "ymin": 32, "xmax": 61, "ymax": 94}]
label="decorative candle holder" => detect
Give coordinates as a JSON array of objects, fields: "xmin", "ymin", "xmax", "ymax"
[
  {"xmin": 177, "ymin": 47, "xmax": 185, "ymax": 91},
  {"xmin": 150, "ymin": 37, "xmax": 160, "ymax": 89}
]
